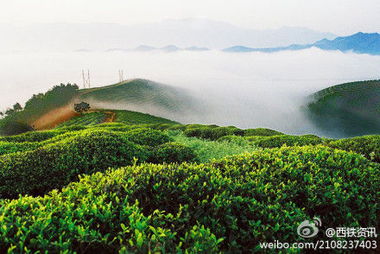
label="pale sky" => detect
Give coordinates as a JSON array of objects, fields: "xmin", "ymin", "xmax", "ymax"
[{"xmin": 1, "ymin": 0, "xmax": 379, "ymax": 34}]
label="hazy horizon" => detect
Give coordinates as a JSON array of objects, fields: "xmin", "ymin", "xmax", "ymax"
[
  {"xmin": 0, "ymin": 19, "xmax": 339, "ymax": 52},
  {"xmin": 1, "ymin": 0, "xmax": 380, "ymax": 35}
]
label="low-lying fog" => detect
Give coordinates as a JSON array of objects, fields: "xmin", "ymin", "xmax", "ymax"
[{"xmin": 1, "ymin": 49, "xmax": 380, "ymax": 136}]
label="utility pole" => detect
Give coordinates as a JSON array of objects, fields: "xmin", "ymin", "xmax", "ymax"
[
  {"xmin": 82, "ymin": 69, "xmax": 91, "ymax": 88},
  {"xmin": 87, "ymin": 69, "xmax": 91, "ymax": 88},
  {"xmin": 82, "ymin": 70, "xmax": 86, "ymax": 88},
  {"xmin": 118, "ymin": 70, "xmax": 125, "ymax": 82}
]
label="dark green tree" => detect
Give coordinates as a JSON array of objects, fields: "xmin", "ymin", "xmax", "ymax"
[
  {"xmin": 74, "ymin": 102, "xmax": 91, "ymax": 113},
  {"xmin": 5, "ymin": 108, "xmax": 15, "ymax": 116},
  {"xmin": 13, "ymin": 103, "xmax": 23, "ymax": 112}
]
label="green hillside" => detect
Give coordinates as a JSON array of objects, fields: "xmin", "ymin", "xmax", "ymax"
[
  {"xmin": 0, "ymin": 79, "xmax": 196, "ymax": 135},
  {"xmin": 57, "ymin": 110, "xmax": 178, "ymax": 128},
  {"xmin": 307, "ymin": 80, "xmax": 380, "ymax": 137},
  {"xmin": 57, "ymin": 112, "xmax": 107, "ymax": 127},
  {"xmin": 79, "ymin": 79, "xmax": 198, "ymax": 113}
]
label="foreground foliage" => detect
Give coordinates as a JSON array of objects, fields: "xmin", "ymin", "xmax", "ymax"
[
  {"xmin": 0, "ymin": 114, "xmax": 379, "ymax": 253},
  {"xmin": 327, "ymin": 135, "xmax": 380, "ymax": 162},
  {"xmin": 0, "ymin": 130, "xmax": 149, "ymax": 198},
  {"xmin": 0, "ymin": 128, "xmax": 197, "ymax": 199},
  {"xmin": 0, "ymin": 146, "xmax": 378, "ymax": 253}
]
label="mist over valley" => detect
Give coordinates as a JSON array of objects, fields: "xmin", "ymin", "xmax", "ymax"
[{"xmin": 1, "ymin": 48, "xmax": 379, "ymax": 137}]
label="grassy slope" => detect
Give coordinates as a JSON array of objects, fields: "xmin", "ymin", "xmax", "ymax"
[
  {"xmin": 79, "ymin": 79, "xmax": 197, "ymax": 113},
  {"xmin": 1, "ymin": 79, "xmax": 190, "ymax": 134},
  {"xmin": 56, "ymin": 109, "xmax": 178, "ymax": 128},
  {"xmin": 307, "ymin": 80, "xmax": 380, "ymax": 137},
  {"xmin": 115, "ymin": 110, "xmax": 178, "ymax": 125},
  {"xmin": 57, "ymin": 112, "xmax": 107, "ymax": 127}
]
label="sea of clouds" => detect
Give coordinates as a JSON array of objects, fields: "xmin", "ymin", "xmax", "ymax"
[{"xmin": 1, "ymin": 48, "xmax": 379, "ymax": 136}]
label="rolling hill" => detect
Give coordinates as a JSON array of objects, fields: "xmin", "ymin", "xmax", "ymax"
[
  {"xmin": 0, "ymin": 79, "xmax": 197, "ymax": 134},
  {"xmin": 224, "ymin": 32, "xmax": 380, "ymax": 55},
  {"xmin": 57, "ymin": 110, "xmax": 177, "ymax": 128},
  {"xmin": 79, "ymin": 79, "xmax": 198, "ymax": 115},
  {"xmin": 306, "ymin": 80, "xmax": 380, "ymax": 137}
]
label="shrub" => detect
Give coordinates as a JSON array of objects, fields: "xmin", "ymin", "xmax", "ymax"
[
  {"xmin": 0, "ymin": 141, "xmax": 41, "ymax": 155},
  {"xmin": 91, "ymin": 122, "xmax": 127, "ymax": 128},
  {"xmin": 246, "ymin": 134, "xmax": 324, "ymax": 148},
  {"xmin": 170, "ymin": 132, "xmax": 258, "ymax": 162},
  {"xmin": 0, "ymin": 130, "xmax": 62, "ymax": 143},
  {"xmin": 243, "ymin": 128, "xmax": 284, "ymax": 136},
  {"xmin": 183, "ymin": 126, "xmax": 284, "ymax": 140},
  {"xmin": 56, "ymin": 125, "xmax": 88, "ymax": 131},
  {"xmin": 57, "ymin": 112, "xmax": 106, "ymax": 127},
  {"xmin": 114, "ymin": 110, "xmax": 178, "ymax": 125},
  {"xmin": 0, "ymin": 181, "xmax": 221, "ymax": 253},
  {"xmin": 0, "ymin": 130, "xmax": 150, "ymax": 198},
  {"xmin": 152, "ymin": 123, "xmax": 182, "ymax": 130},
  {"xmin": 184, "ymin": 126, "xmax": 244, "ymax": 140},
  {"xmin": 327, "ymin": 135, "xmax": 380, "ymax": 162},
  {"xmin": 0, "ymin": 146, "xmax": 377, "ymax": 253},
  {"xmin": 149, "ymin": 142, "xmax": 197, "ymax": 164},
  {"xmin": 125, "ymin": 128, "xmax": 172, "ymax": 146},
  {"xmin": 217, "ymin": 135, "xmax": 252, "ymax": 146},
  {"xmin": 209, "ymin": 146, "xmax": 379, "ymax": 231}
]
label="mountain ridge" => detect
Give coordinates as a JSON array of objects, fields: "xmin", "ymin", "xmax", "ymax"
[{"xmin": 224, "ymin": 32, "xmax": 380, "ymax": 55}]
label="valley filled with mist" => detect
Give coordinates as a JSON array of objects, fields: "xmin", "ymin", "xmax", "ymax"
[{"xmin": 1, "ymin": 48, "xmax": 380, "ymax": 137}]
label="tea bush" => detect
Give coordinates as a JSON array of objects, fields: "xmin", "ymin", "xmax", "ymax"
[
  {"xmin": 209, "ymin": 146, "xmax": 379, "ymax": 231},
  {"xmin": 246, "ymin": 134, "xmax": 325, "ymax": 148},
  {"xmin": 0, "ymin": 141, "xmax": 41, "ymax": 155},
  {"xmin": 184, "ymin": 126, "xmax": 244, "ymax": 140},
  {"xmin": 0, "ymin": 129, "xmax": 63, "ymax": 143},
  {"xmin": 57, "ymin": 112, "xmax": 106, "ymax": 127},
  {"xmin": 57, "ymin": 125, "xmax": 88, "ymax": 132},
  {"xmin": 90, "ymin": 122, "xmax": 127, "ymax": 128},
  {"xmin": 0, "ymin": 145, "xmax": 378, "ymax": 253},
  {"xmin": 217, "ymin": 135, "xmax": 253, "ymax": 146},
  {"xmin": 183, "ymin": 126, "xmax": 283, "ymax": 140},
  {"xmin": 124, "ymin": 128, "xmax": 172, "ymax": 146},
  {"xmin": 0, "ymin": 177, "xmax": 222, "ymax": 253},
  {"xmin": 170, "ymin": 131, "xmax": 258, "ymax": 162},
  {"xmin": 149, "ymin": 142, "xmax": 197, "ymax": 164},
  {"xmin": 243, "ymin": 128, "xmax": 284, "ymax": 136},
  {"xmin": 115, "ymin": 110, "xmax": 178, "ymax": 125},
  {"xmin": 327, "ymin": 135, "xmax": 380, "ymax": 162},
  {"xmin": 0, "ymin": 130, "xmax": 150, "ymax": 198}
]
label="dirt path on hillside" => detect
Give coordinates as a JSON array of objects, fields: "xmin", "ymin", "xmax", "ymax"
[
  {"xmin": 31, "ymin": 104, "xmax": 79, "ymax": 130},
  {"xmin": 104, "ymin": 111, "xmax": 116, "ymax": 123},
  {"xmin": 32, "ymin": 105, "xmax": 115, "ymax": 130}
]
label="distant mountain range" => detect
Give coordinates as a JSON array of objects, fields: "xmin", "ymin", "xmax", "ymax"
[
  {"xmin": 0, "ymin": 19, "xmax": 336, "ymax": 51},
  {"xmin": 224, "ymin": 32, "xmax": 380, "ymax": 55}
]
